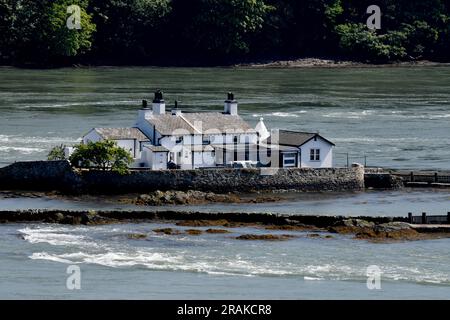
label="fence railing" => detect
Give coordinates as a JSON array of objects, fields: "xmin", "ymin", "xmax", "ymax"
[
  {"xmin": 408, "ymin": 212, "xmax": 450, "ymax": 224},
  {"xmin": 397, "ymin": 172, "xmax": 450, "ymax": 183}
]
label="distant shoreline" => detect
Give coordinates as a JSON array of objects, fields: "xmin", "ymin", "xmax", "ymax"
[
  {"xmin": 234, "ymin": 58, "xmax": 450, "ymax": 69},
  {"xmin": 2, "ymin": 58, "xmax": 450, "ymax": 70}
]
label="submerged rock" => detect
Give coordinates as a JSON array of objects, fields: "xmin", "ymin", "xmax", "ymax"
[
  {"xmin": 153, "ymin": 228, "xmax": 181, "ymax": 235},
  {"xmin": 126, "ymin": 233, "xmax": 147, "ymax": 240},
  {"xmin": 330, "ymin": 219, "xmax": 421, "ymax": 242},
  {"xmin": 265, "ymin": 224, "xmax": 320, "ymax": 231},
  {"xmin": 185, "ymin": 229, "xmax": 203, "ymax": 235},
  {"xmin": 307, "ymin": 233, "xmax": 321, "ymax": 238},
  {"xmin": 205, "ymin": 228, "xmax": 231, "ymax": 234},
  {"xmin": 235, "ymin": 234, "xmax": 294, "ymax": 241},
  {"xmin": 176, "ymin": 219, "xmax": 229, "ymax": 227}
]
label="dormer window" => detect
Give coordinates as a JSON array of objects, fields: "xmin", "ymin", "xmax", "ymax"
[
  {"xmin": 202, "ymin": 135, "xmax": 210, "ymax": 145},
  {"xmin": 233, "ymin": 136, "xmax": 238, "ymax": 143},
  {"xmin": 175, "ymin": 136, "xmax": 183, "ymax": 144}
]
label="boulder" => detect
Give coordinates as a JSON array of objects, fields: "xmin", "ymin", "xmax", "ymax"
[
  {"xmin": 185, "ymin": 229, "xmax": 203, "ymax": 235},
  {"xmin": 205, "ymin": 229, "xmax": 230, "ymax": 234},
  {"xmin": 127, "ymin": 233, "xmax": 147, "ymax": 240},
  {"xmin": 374, "ymin": 222, "xmax": 412, "ymax": 232}
]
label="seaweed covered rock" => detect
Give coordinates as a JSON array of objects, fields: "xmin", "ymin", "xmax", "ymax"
[
  {"xmin": 235, "ymin": 234, "xmax": 294, "ymax": 241},
  {"xmin": 133, "ymin": 190, "xmax": 241, "ymax": 205},
  {"xmin": 127, "ymin": 233, "xmax": 147, "ymax": 239}
]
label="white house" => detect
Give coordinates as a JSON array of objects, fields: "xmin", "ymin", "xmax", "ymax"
[
  {"xmin": 262, "ymin": 130, "xmax": 335, "ymax": 168},
  {"xmin": 82, "ymin": 127, "xmax": 149, "ymax": 167},
  {"xmin": 78, "ymin": 90, "xmax": 334, "ymax": 170}
]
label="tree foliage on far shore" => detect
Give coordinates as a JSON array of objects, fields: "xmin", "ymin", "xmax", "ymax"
[
  {"xmin": 1, "ymin": 0, "xmax": 450, "ymax": 66},
  {"xmin": 69, "ymin": 140, "xmax": 133, "ymax": 174},
  {"xmin": 2, "ymin": 0, "xmax": 95, "ymax": 64}
]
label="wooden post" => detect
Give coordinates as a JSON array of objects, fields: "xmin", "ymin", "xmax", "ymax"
[
  {"xmin": 422, "ymin": 212, "xmax": 427, "ymax": 224},
  {"xmin": 408, "ymin": 212, "xmax": 412, "ymax": 223},
  {"xmin": 410, "ymin": 171, "xmax": 414, "ymax": 182},
  {"xmin": 434, "ymin": 172, "xmax": 438, "ymax": 183}
]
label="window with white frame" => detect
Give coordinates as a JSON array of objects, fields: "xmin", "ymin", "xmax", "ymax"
[
  {"xmin": 283, "ymin": 152, "xmax": 297, "ymax": 166},
  {"xmin": 310, "ymin": 149, "xmax": 320, "ymax": 161}
]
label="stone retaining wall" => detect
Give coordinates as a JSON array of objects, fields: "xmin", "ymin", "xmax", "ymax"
[
  {"xmin": 0, "ymin": 160, "xmax": 83, "ymax": 192},
  {"xmin": 364, "ymin": 173, "xmax": 404, "ymax": 189},
  {"xmin": 0, "ymin": 160, "xmax": 365, "ymax": 194}
]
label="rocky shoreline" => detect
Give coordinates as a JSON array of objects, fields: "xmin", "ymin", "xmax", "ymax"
[
  {"xmin": 119, "ymin": 190, "xmax": 283, "ymax": 206},
  {"xmin": 2, "ymin": 209, "xmax": 450, "ymax": 243},
  {"xmin": 236, "ymin": 58, "xmax": 450, "ymax": 69}
]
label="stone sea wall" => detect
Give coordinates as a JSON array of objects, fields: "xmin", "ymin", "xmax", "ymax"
[
  {"xmin": 364, "ymin": 173, "xmax": 404, "ymax": 189},
  {"xmin": 0, "ymin": 160, "xmax": 365, "ymax": 194},
  {"xmin": 0, "ymin": 160, "xmax": 83, "ymax": 193}
]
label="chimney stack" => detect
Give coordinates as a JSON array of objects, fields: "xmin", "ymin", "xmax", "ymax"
[
  {"xmin": 138, "ymin": 99, "xmax": 152, "ymax": 122},
  {"xmin": 152, "ymin": 89, "xmax": 165, "ymax": 115},
  {"xmin": 224, "ymin": 92, "xmax": 238, "ymax": 115},
  {"xmin": 171, "ymin": 100, "xmax": 182, "ymax": 116}
]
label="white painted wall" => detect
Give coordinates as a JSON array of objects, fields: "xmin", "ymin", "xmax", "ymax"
[
  {"xmin": 135, "ymin": 114, "xmax": 154, "ymax": 143},
  {"xmin": 156, "ymin": 132, "xmax": 258, "ymax": 169},
  {"xmin": 82, "ymin": 129, "xmax": 142, "ymax": 167},
  {"xmin": 82, "ymin": 129, "xmax": 102, "ymax": 144},
  {"xmin": 141, "ymin": 147, "xmax": 168, "ymax": 170},
  {"xmin": 299, "ymin": 137, "xmax": 333, "ymax": 168}
]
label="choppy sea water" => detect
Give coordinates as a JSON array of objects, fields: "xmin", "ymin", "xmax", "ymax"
[
  {"xmin": 1, "ymin": 222, "xmax": 450, "ymax": 299},
  {"xmin": 0, "ymin": 66, "xmax": 449, "ymax": 169}
]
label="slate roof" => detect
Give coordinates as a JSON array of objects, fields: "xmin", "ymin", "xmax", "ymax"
[
  {"xmin": 185, "ymin": 145, "xmax": 214, "ymax": 152},
  {"xmin": 144, "ymin": 145, "xmax": 169, "ymax": 152},
  {"xmin": 94, "ymin": 127, "xmax": 149, "ymax": 141},
  {"xmin": 213, "ymin": 143, "xmax": 297, "ymax": 152},
  {"xmin": 146, "ymin": 112, "xmax": 255, "ymax": 136},
  {"xmin": 265, "ymin": 130, "xmax": 335, "ymax": 147},
  {"xmin": 182, "ymin": 113, "xmax": 255, "ymax": 134},
  {"xmin": 146, "ymin": 114, "xmax": 198, "ymax": 135}
]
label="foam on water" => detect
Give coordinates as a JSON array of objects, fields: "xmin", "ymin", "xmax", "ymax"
[
  {"xmin": 19, "ymin": 224, "xmax": 450, "ymax": 285},
  {"xmin": 19, "ymin": 226, "xmax": 99, "ymax": 248}
]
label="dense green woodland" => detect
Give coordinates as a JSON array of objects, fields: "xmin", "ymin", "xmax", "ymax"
[{"xmin": 1, "ymin": 0, "xmax": 450, "ymax": 66}]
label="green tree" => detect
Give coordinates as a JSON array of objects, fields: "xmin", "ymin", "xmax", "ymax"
[
  {"xmin": 47, "ymin": 0, "xmax": 96, "ymax": 57},
  {"xmin": 171, "ymin": 0, "xmax": 273, "ymax": 60},
  {"xmin": 10, "ymin": 0, "xmax": 95, "ymax": 64},
  {"xmin": 335, "ymin": 23, "xmax": 408, "ymax": 62},
  {"xmin": 332, "ymin": 0, "xmax": 450, "ymax": 62},
  {"xmin": 47, "ymin": 144, "xmax": 67, "ymax": 161},
  {"xmin": 88, "ymin": 0, "xmax": 171, "ymax": 62},
  {"xmin": 69, "ymin": 140, "xmax": 133, "ymax": 174},
  {"xmin": 0, "ymin": 0, "xmax": 15, "ymax": 62}
]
